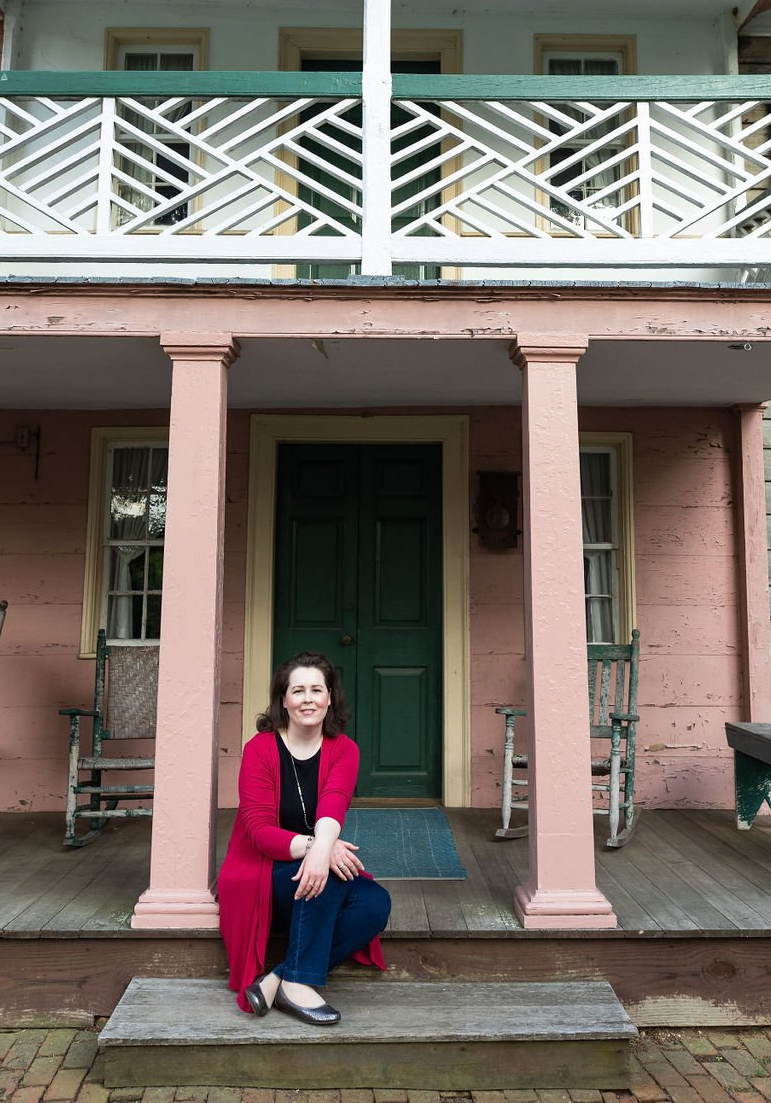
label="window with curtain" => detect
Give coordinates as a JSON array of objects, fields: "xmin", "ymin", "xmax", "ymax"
[
  {"xmin": 117, "ymin": 46, "xmax": 195, "ymax": 225},
  {"xmin": 544, "ymin": 53, "xmax": 625, "ymax": 230},
  {"xmin": 104, "ymin": 443, "xmax": 168, "ymax": 642},
  {"xmin": 580, "ymin": 447, "xmax": 618, "ymax": 643}
]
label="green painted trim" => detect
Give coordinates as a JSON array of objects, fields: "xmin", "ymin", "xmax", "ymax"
[
  {"xmin": 392, "ymin": 73, "xmax": 771, "ymax": 102},
  {"xmin": 2, "ymin": 69, "xmax": 770, "ymax": 103},
  {"xmin": 0, "ymin": 71, "xmax": 362, "ymax": 97}
]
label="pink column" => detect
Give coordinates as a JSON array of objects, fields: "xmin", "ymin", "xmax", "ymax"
[
  {"xmin": 734, "ymin": 403, "xmax": 771, "ymax": 720},
  {"xmin": 132, "ymin": 335, "xmax": 240, "ymax": 930},
  {"xmin": 510, "ymin": 335, "xmax": 616, "ymax": 930}
]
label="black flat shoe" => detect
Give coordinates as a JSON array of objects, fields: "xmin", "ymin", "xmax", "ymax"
[
  {"xmin": 245, "ymin": 973, "xmax": 271, "ymax": 1016},
  {"xmin": 274, "ymin": 983, "xmax": 341, "ymax": 1026}
]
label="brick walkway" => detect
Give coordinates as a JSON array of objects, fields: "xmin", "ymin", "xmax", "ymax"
[{"xmin": 3, "ymin": 1027, "xmax": 771, "ymax": 1103}]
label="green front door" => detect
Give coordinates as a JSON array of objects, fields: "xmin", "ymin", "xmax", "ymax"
[{"xmin": 273, "ymin": 442, "xmax": 443, "ymax": 798}]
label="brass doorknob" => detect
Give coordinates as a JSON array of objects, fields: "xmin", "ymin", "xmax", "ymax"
[{"xmin": 340, "ymin": 634, "xmax": 355, "ymax": 646}]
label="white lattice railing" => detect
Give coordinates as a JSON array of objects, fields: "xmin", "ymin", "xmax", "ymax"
[
  {"xmin": 2, "ymin": 72, "xmax": 771, "ymax": 275},
  {"xmin": 389, "ymin": 75, "xmax": 771, "ymax": 272}
]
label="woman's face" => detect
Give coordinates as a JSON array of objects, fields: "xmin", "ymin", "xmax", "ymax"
[{"xmin": 282, "ymin": 666, "xmax": 331, "ymax": 733}]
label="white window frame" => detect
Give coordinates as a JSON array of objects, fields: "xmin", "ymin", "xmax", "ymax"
[
  {"xmin": 579, "ymin": 431, "xmax": 636, "ymax": 644},
  {"xmin": 534, "ymin": 35, "xmax": 637, "ymax": 236},
  {"xmin": 105, "ymin": 29, "xmax": 208, "ymax": 230},
  {"xmin": 80, "ymin": 427, "xmax": 169, "ymax": 657}
]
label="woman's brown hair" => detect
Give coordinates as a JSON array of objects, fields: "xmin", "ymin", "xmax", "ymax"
[{"xmin": 256, "ymin": 651, "xmax": 349, "ymax": 736}]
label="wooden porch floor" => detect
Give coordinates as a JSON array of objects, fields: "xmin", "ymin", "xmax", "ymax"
[
  {"xmin": 2, "ymin": 808, "xmax": 771, "ymax": 1027},
  {"xmin": 2, "ymin": 807, "xmax": 771, "ymax": 938}
]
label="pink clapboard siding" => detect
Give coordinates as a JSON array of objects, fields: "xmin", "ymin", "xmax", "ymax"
[
  {"xmin": 470, "ymin": 406, "xmax": 741, "ymax": 810},
  {"xmin": 0, "ymin": 406, "xmax": 743, "ymax": 813}
]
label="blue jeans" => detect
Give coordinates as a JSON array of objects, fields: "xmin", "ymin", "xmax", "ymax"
[{"xmin": 270, "ymin": 859, "xmax": 391, "ymax": 988}]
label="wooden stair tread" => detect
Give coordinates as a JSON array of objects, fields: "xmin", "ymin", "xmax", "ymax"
[
  {"xmin": 101, "ymin": 977, "xmax": 636, "ymax": 1045},
  {"xmin": 100, "ymin": 978, "xmax": 635, "ymax": 1090}
]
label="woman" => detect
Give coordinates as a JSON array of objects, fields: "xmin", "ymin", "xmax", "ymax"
[{"xmin": 218, "ymin": 651, "xmax": 391, "ymax": 1025}]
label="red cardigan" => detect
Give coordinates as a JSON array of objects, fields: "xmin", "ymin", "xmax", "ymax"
[{"xmin": 218, "ymin": 730, "xmax": 386, "ymax": 1012}]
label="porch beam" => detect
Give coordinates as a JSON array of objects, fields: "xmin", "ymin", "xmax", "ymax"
[
  {"xmin": 131, "ymin": 334, "xmax": 240, "ymax": 930},
  {"xmin": 733, "ymin": 403, "xmax": 771, "ymax": 721},
  {"xmin": 510, "ymin": 335, "xmax": 616, "ymax": 930},
  {"xmin": 4, "ymin": 289, "xmax": 771, "ymax": 345}
]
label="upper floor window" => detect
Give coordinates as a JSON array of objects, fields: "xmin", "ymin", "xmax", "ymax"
[
  {"xmin": 535, "ymin": 36, "xmax": 636, "ymax": 232},
  {"xmin": 105, "ymin": 29, "xmax": 208, "ymax": 227},
  {"xmin": 579, "ymin": 433, "xmax": 635, "ymax": 644}
]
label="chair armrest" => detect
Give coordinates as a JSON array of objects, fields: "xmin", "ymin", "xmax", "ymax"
[
  {"xmin": 495, "ymin": 707, "xmax": 527, "ymax": 717},
  {"xmin": 609, "ymin": 711, "xmax": 640, "ymax": 724},
  {"xmin": 59, "ymin": 708, "xmax": 99, "ymax": 717}
]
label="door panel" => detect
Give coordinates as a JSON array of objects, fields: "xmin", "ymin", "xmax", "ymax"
[
  {"xmin": 273, "ymin": 442, "xmax": 442, "ymax": 797},
  {"xmin": 275, "ymin": 447, "xmax": 359, "ymax": 716}
]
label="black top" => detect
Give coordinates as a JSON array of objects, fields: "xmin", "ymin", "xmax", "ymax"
[{"xmin": 275, "ymin": 732, "xmax": 320, "ymax": 835}]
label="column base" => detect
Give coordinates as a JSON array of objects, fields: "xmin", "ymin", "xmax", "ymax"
[
  {"xmin": 131, "ymin": 887, "xmax": 220, "ymax": 930},
  {"xmin": 514, "ymin": 883, "xmax": 617, "ymax": 930}
]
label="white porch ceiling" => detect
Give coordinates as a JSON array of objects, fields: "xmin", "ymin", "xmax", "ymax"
[{"xmin": 1, "ymin": 334, "xmax": 770, "ymax": 409}]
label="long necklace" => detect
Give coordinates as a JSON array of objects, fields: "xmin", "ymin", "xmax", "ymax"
[{"xmin": 284, "ymin": 734, "xmax": 318, "ymax": 833}]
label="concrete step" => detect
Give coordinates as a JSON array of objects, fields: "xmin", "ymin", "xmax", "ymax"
[{"xmin": 99, "ymin": 977, "xmax": 637, "ymax": 1091}]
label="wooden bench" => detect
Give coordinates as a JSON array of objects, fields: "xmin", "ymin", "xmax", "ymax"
[
  {"xmin": 725, "ymin": 721, "xmax": 771, "ymax": 829},
  {"xmin": 495, "ymin": 630, "xmax": 641, "ymax": 849}
]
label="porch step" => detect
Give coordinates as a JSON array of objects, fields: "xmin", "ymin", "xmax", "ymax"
[{"xmin": 99, "ymin": 977, "xmax": 637, "ymax": 1091}]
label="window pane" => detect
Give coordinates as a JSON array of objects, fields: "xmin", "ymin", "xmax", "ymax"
[
  {"xmin": 149, "ymin": 449, "xmax": 168, "ymax": 538},
  {"xmin": 586, "ymin": 596, "xmax": 614, "ymax": 643},
  {"xmin": 124, "ymin": 53, "xmax": 158, "ymax": 72},
  {"xmin": 584, "ymin": 549, "xmax": 613, "ymax": 596},
  {"xmin": 109, "ymin": 546, "xmax": 145, "ymax": 591},
  {"xmin": 582, "ymin": 499, "xmax": 612, "ymax": 544},
  {"xmin": 160, "ymin": 53, "xmax": 194, "ymax": 72},
  {"xmin": 146, "ymin": 595, "xmax": 162, "ymax": 640},
  {"xmin": 110, "ymin": 447, "xmax": 150, "ymax": 539},
  {"xmin": 147, "ymin": 547, "xmax": 164, "ymax": 590},
  {"xmin": 581, "ymin": 453, "xmax": 612, "ymax": 543},
  {"xmin": 107, "ymin": 593, "xmax": 144, "ymax": 639}
]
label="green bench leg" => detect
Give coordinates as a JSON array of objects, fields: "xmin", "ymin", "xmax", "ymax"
[{"xmin": 734, "ymin": 749, "xmax": 771, "ymax": 830}]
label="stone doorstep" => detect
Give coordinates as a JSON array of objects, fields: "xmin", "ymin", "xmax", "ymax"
[{"xmin": 99, "ymin": 978, "xmax": 637, "ymax": 1092}]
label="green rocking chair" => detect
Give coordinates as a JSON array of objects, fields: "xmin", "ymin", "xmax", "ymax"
[
  {"xmin": 60, "ymin": 629, "xmax": 158, "ymax": 847},
  {"xmin": 495, "ymin": 629, "xmax": 641, "ymax": 849}
]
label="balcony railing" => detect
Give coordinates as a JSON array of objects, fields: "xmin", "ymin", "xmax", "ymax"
[{"xmin": 2, "ymin": 71, "xmax": 771, "ymax": 277}]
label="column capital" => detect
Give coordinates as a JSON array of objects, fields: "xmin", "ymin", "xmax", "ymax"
[
  {"xmin": 161, "ymin": 334, "xmax": 241, "ymax": 368},
  {"xmin": 732, "ymin": 402, "xmax": 769, "ymax": 414},
  {"xmin": 509, "ymin": 334, "xmax": 589, "ymax": 369}
]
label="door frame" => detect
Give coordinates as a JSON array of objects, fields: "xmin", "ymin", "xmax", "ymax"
[{"xmin": 243, "ymin": 413, "xmax": 471, "ymax": 807}]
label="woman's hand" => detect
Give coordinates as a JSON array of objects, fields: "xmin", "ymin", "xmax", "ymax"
[
  {"xmin": 292, "ymin": 842, "xmax": 332, "ymax": 900},
  {"xmin": 330, "ymin": 839, "xmax": 363, "ymax": 881}
]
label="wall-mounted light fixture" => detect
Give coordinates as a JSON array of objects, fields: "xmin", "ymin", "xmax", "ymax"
[
  {"xmin": 0, "ymin": 424, "xmax": 41, "ymax": 479},
  {"xmin": 476, "ymin": 470, "xmax": 520, "ymax": 550}
]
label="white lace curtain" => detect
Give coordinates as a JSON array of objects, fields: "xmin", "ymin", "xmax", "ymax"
[
  {"xmin": 106, "ymin": 447, "xmax": 166, "ymax": 640},
  {"xmin": 107, "ymin": 448, "xmax": 150, "ymax": 639},
  {"xmin": 581, "ymin": 452, "xmax": 614, "ymax": 643}
]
